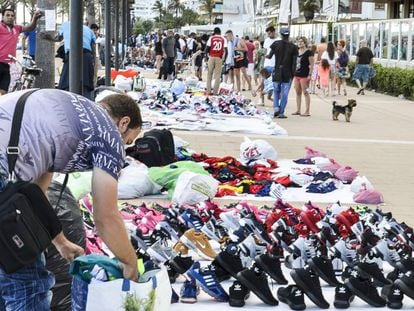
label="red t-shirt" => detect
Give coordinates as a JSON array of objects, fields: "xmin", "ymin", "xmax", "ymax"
[
  {"xmin": 245, "ymin": 41, "xmax": 256, "ymax": 64},
  {"xmin": 207, "ymin": 35, "xmax": 227, "ymax": 58},
  {"xmin": 0, "ymin": 23, "xmax": 23, "ymax": 64}
]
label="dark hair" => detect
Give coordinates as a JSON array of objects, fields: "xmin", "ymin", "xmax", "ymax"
[
  {"xmin": 244, "ymin": 35, "xmax": 250, "ymax": 41},
  {"xmin": 321, "ymin": 59, "xmax": 330, "ymax": 70},
  {"xmin": 90, "ymin": 23, "xmax": 99, "ymax": 30},
  {"xmin": 310, "ymin": 44, "xmax": 317, "ymax": 54},
  {"xmin": 298, "ymin": 36, "xmax": 308, "ymax": 46},
  {"xmin": 260, "ymin": 41, "xmax": 264, "ymax": 48},
  {"xmin": 260, "ymin": 68, "xmax": 270, "ymax": 78},
  {"xmin": 327, "ymin": 42, "xmax": 335, "ymax": 60},
  {"xmin": 99, "ymin": 94, "xmax": 142, "ymax": 129},
  {"xmin": 213, "ymin": 27, "xmax": 221, "ymax": 34},
  {"xmin": 338, "ymin": 39, "xmax": 346, "ymax": 48},
  {"xmin": 320, "ymin": 37, "xmax": 326, "ymax": 43},
  {"xmin": 265, "ymin": 26, "xmax": 275, "ymax": 33},
  {"xmin": 1, "ymin": 8, "xmax": 14, "ymax": 16}
]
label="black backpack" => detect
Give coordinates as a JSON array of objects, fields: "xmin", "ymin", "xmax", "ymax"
[{"xmin": 126, "ymin": 129, "xmax": 175, "ymax": 167}]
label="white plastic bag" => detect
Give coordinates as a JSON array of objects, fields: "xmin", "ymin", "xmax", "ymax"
[
  {"xmin": 312, "ymin": 156, "xmax": 332, "ymax": 168},
  {"xmin": 86, "ymin": 265, "xmax": 171, "ymax": 311},
  {"xmin": 118, "ymin": 158, "xmax": 162, "ymax": 199},
  {"xmin": 350, "ymin": 176, "xmax": 374, "ymax": 193},
  {"xmin": 172, "ymin": 171, "xmax": 218, "ymax": 205},
  {"xmin": 290, "ymin": 172, "xmax": 314, "ymax": 186},
  {"xmin": 114, "ymin": 75, "xmax": 133, "ymax": 92},
  {"xmin": 171, "ymin": 79, "xmax": 186, "ymax": 96},
  {"xmin": 240, "ymin": 137, "xmax": 278, "ymax": 166}
]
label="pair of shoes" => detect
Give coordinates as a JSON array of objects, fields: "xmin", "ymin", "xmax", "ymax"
[
  {"xmin": 273, "ymin": 111, "xmax": 280, "ymax": 118},
  {"xmin": 277, "ymin": 115, "xmax": 287, "ymax": 119},
  {"xmin": 345, "ymin": 273, "xmax": 386, "ymax": 307},
  {"xmin": 180, "ymin": 278, "xmax": 198, "ymax": 303},
  {"xmin": 357, "ymin": 88, "xmax": 363, "ymax": 95},
  {"xmin": 300, "ymin": 114, "xmax": 310, "ymax": 117},
  {"xmin": 277, "ymin": 285, "xmax": 306, "ymax": 310},
  {"xmin": 180, "ymin": 228, "xmax": 216, "ymax": 259},
  {"xmin": 291, "ymin": 112, "xmax": 301, "ymax": 115}
]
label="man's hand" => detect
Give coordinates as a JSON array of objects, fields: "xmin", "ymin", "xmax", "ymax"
[
  {"xmin": 122, "ymin": 260, "xmax": 138, "ymax": 282},
  {"xmin": 34, "ymin": 11, "xmax": 43, "ymax": 20},
  {"xmin": 52, "ymin": 232, "xmax": 84, "ymax": 263}
]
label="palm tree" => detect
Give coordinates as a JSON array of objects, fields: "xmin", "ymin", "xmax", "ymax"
[
  {"xmin": 153, "ymin": 0, "xmax": 164, "ymax": 22},
  {"xmin": 300, "ymin": 0, "xmax": 321, "ymax": 21},
  {"xmin": 168, "ymin": 0, "xmax": 184, "ymax": 28},
  {"xmin": 201, "ymin": 0, "xmax": 215, "ymax": 24}
]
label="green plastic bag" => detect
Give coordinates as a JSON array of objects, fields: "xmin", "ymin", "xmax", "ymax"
[{"xmin": 148, "ymin": 161, "xmax": 208, "ymax": 198}]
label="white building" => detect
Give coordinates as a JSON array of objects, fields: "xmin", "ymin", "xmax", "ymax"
[
  {"xmin": 181, "ymin": 0, "xmax": 203, "ymax": 11},
  {"xmin": 132, "ymin": 0, "xmax": 157, "ymax": 20}
]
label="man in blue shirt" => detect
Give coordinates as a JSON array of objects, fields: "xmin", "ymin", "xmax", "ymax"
[
  {"xmin": 22, "ymin": 30, "xmax": 36, "ymax": 59},
  {"xmin": 40, "ymin": 21, "xmax": 96, "ymax": 99}
]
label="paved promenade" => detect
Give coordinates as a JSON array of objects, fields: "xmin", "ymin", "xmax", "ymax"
[{"xmin": 149, "ymin": 78, "xmax": 414, "ymax": 225}]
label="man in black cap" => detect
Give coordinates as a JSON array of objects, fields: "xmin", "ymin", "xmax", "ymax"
[{"xmin": 267, "ymin": 27, "xmax": 298, "ymax": 118}]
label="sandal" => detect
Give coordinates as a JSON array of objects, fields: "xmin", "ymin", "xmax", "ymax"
[
  {"xmin": 291, "ymin": 112, "xmax": 301, "ymax": 115},
  {"xmin": 300, "ymin": 113, "xmax": 311, "ymax": 117}
]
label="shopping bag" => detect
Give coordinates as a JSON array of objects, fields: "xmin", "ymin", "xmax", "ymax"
[
  {"xmin": 350, "ymin": 176, "xmax": 374, "ymax": 193},
  {"xmin": 334, "ymin": 166, "xmax": 359, "ymax": 183},
  {"xmin": 172, "ymin": 171, "xmax": 218, "ymax": 205},
  {"xmin": 86, "ymin": 265, "xmax": 171, "ymax": 311},
  {"xmin": 240, "ymin": 137, "xmax": 278, "ymax": 166}
]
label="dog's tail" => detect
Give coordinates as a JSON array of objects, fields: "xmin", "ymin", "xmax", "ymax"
[{"xmin": 332, "ymin": 101, "xmax": 337, "ymax": 107}]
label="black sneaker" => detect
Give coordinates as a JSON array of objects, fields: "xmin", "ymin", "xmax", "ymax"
[
  {"xmin": 236, "ymin": 264, "xmax": 279, "ymax": 306},
  {"xmin": 229, "ymin": 281, "xmax": 250, "ymax": 307},
  {"xmin": 170, "ymin": 254, "xmax": 194, "ymax": 274},
  {"xmin": 355, "ymin": 262, "xmax": 391, "ymax": 287},
  {"xmin": 165, "ymin": 260, "xmax": 180, "ymax": 283},
  {"xmin": 387, "ymin": 268, "xmax": 404, "ymax": 282},
  {"xmin": 334, "ymin": 283, "xmax": 354, "ymax": 309},
  {"xmin": 345, "ymin": 274, "xmax": 386, "ymax": 307},
  {"xmin": 308, "ymin": 255, "xmax": 339, "ymax": 286},
  {"xmin": 290, "ymin": 267, "xmax": 329, "ymax": 309},
  {"xmin": 395, "ymin": 271, "xmax": 414, "ymax": 300},
  {"xmin": 210, "ymin": 259, "xmax": 231, "ymax": 283},
  {"xmin": 215, "ymin": 247, "xmax": 244, "ymax": 279},
  {"xmin": 255, "ymin": 253, "xmax": 288, "ymax": 284},
  {"xmin": 381, "ymin": 283, "xmax": 404, "ymax": 309},
  {"xmin": 273, "ymin": 111, "xmax": 280, "ymax": 118},
  {"xmin": 277, "ymin": 285, "xmax": 306, "ymax": 310}
]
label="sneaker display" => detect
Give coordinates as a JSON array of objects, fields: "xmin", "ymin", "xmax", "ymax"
[
  {"xmin": 381, "ymin": 283, "xmax": 404, "ymax": 309},
  {"xmin": 180, "ymin": 279, "xmax": 198, "ymax": 304},
  {"xmin": 187, "ymin": 262, "xmax": 229, "ymax": 302},
  {"xmin": 254, "ymin": 252, "xmax": 288, "ymax": 284},
  {"xmin": 155, "ymin": 220, "xmax": 179, "ymax": 243},
  {"xmin": 345, "ymin": 273, "xmax": 386, "ymax": 307},
  {"xmin": 210, "ymin": 259, "xmax": 231, "ymax": 282},
  {"xmin": 229, "ymin": 281, "xmax": 250, "ymax": 307},
  {"xmin": 238, "ymin": 234, "xmax": 266, "ymax": 260},
  {"xmin": 179, "ymin": 210, "xmax": 204, "ymax": 231},
  {"xmin": 334, "ymin": 283, "xmax": 354, "ymax": 309},
  {"xmin": 180, "ymin": 228, "xmax": 217, "ymax": 259},
  {"xmin": 239, "ymin": 213, "xmax": 272, "ymax": 245},
  {"xmin": 277, "ymin": 285, "xmax": 306, "ymax": 311},
  {"xmin": 395, "ymin": 271, "xmax": 414, "ymax": 300},
  {"xmin": 220, "ymin": 210, "xmax": 241, "ymax": 231},
  {"xmin": 146, "ymin": 239, "xmax": 173, "ymax": 263},
  {"xmin": 236, "ymin": 264, "xmax": 279, "ymax": 306},
  {"xmin": 308, "ymin": 255, "xmax": 339, "ymax": 286},
  {"xmin": 332, "ymin": 239, "xmax": 359, "ymax": 267},
  {"xmin": 290, "ymin": 267, "xmax": 330, "ymax": 309},
  {"xmin": 200, "ymin": 219, "xmax": 220, "ymax": 242},
  {"xmin": 373, "ymin": 239, "xmax": 401, "ymax": 268}
]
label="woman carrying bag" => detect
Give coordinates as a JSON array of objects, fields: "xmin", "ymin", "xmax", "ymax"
[{"xmin": 336, "ymin": 39, "xmax": 350, "ymax": 96}]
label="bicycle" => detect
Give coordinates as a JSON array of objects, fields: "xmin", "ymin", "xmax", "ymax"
[{"xmin": 8, "ymin": 54, "xmax": 42, "ymax": 91}]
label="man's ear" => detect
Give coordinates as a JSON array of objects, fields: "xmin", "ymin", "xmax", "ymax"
[{"xmin": 119, "ymin": 116, "xmax": 131, "ymax": 131}]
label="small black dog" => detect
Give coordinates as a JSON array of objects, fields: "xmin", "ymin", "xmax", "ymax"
[{"xmin": 332, "ymin": 99, "xmax": 357, "ymax": 122}]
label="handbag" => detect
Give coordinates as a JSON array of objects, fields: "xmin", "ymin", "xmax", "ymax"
[{"xmin": 0, "ymin": 89, "xmax": 67, "ymax": 273}]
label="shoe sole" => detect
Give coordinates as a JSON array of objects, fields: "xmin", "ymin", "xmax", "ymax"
[
  {"xmin": 290, "ymin": 270, "xmax": 329, "ymax": 309},
  {"xmin": 395, "ymin": 278, "xmax": 414, "ymax": 300},
  {"xmin": 333, "ymin": 300, "xmax": 350, "ymax": 309},
  {"xmin": 229, "ymin": 298, "xmax": 245, "ymax": 307},
  {"xmin": 180, "ymin": 297, "xmax": 197, "ymax": 304},
  {"xmin": 277, "ymin": 292, "xmax": 306, "ymax": 310},
  {"xmin": 345, "ymin": 279, "xmax": 385, "ymax": 307},
  {"xmin": 255, "ymin": 256, "xmax": 288, "ymax": 284},
  {"xmin": 236, "ymin": 271, "xmax": 278, "ymax": 306},
  {"xmin": 308, "ymin": 258, "xmax": 339, "ymax": 286}
]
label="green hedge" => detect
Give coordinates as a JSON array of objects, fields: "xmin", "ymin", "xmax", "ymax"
[{"xmin": 348, "ymin": 62, "xmax": 414, "ymax": 99}]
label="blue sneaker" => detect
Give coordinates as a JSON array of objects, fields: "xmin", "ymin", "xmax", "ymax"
[
  {"xmin": 180, "ymin": 279, "xmax": 198, "ymax": 304},
  {"xmin": 187, "ymin": 262, "xmax": 229, "ymax": 302},
  {"xmin": 179, "ymin": 210, "xmax": 204, "ymax": 231}
]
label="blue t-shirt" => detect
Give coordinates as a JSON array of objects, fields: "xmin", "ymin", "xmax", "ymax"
[
  {"xmin": 59, "ymin": 21, "xmax": 96, "ymax": 53},
  {"xmin": 0, "ymin": 89, "xmax": 125, "ymax": 185},
  {"xmin": 24, "ymin": 30, "xmax": 36, "ymax": 57}
]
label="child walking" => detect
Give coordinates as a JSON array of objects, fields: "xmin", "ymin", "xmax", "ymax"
[
  {"xmin": 252, "ymin": 68, "xmax": 273, "ymax": 105},
  {"xmin": 318, "ymin": 59, "xmax": 330, "ymax": 96}
]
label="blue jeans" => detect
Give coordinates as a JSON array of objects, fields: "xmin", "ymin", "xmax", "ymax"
[
  {"xmin": 0, "ymin": 254, "xmax": 55, "ymax": 311},
  {"xmin": 273, "ymin": 80, "xmax": 292, "ymax": 116}
]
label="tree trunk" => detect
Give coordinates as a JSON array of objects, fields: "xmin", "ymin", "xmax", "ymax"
[
  {"xmin": 36, "ymin": 0, "xmax": 56, "ymax": 88},
  {"xmin": 85, "ymin": 0, "xmax": 96, "ymax": 25}
]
